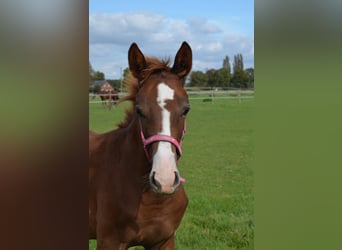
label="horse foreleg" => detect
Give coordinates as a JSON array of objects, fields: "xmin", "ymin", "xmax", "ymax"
[
  {"xmin": 149, "ymin": 234, "xmax": 175, "ymax": 250},
  {"xmin": 96, "ymin": 238, "xmax": 128, "ymax": 250}
]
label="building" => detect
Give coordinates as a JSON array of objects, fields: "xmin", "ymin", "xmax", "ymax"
[{"xmin": 90, "ymin": 80, "xmax": 116, "ymax": 93}]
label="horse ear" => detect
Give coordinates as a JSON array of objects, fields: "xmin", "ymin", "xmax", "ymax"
[
  {"xmin": 172, "ymin": 41, "xmax": 192, "ymax": 78},
  {"xmin": 128, "ymin": 43, "xmax": 147, "ymax": 80}
]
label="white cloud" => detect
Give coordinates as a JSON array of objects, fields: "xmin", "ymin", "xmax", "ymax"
[
  {"xmin": 89, "ymin": 12, "xmax": 165, "ymax": 45},
  {"xmin": 207, "ymin": 42, "xmax": 223, "ymax": 52},
  {"xmin": 89, "ymin": 12, "xmax": 254, "ymax": 79},
  {"xmin": 187, "ymin": 17, "xmax": 222, "ymax": 34}
]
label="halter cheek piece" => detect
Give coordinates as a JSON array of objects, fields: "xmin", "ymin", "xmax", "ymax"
[{"xmin": 139, "ymin": 120, "xmax": 186, "ymax": 162}]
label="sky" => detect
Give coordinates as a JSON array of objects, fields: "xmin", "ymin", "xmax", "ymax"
[{"xmin": 89, "ymin": 0, "xmax": 254, "ymax": 79}]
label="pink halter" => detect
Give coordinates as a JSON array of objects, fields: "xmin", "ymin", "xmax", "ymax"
[{"xmin": 140, "ymin": 120, "xmax": 186, "ymax": 162}]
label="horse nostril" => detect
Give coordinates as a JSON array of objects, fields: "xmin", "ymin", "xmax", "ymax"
[
  {"xmin": 150, "ymin": 172, "xmax": 161, "ymax": 189},
  {"xmin": 173, "ymin": 172, "xmax": 180, "ymax": 188}
]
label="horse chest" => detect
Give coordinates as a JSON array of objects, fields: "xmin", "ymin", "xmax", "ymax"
[{"xmin": 131, "ymin": 189, "xmax": 188, "ymax": 244}]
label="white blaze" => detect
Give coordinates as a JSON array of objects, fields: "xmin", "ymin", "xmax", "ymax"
[
  {"xmin": 151, "ymin": 82, "xmax": 178, "ymax": 193},
  {"xmin": 157, "ymin": 83, "xmax": 173, "ymax": 136}
]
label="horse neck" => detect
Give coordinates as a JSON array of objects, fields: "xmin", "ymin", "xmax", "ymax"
[{"xmin": 121, "ymin": 115, "xmax": 150, "ymax": 177}]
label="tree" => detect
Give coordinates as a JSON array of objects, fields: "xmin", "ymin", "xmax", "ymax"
[
  {"xmin": 205, "ymin": 67, "xmax": 231, "ymax": 88},
  {"xmin": 206, "ymin": 69, "xmax": 217, "ymax": 87},
  {"xmin": 231, "ymin": 54, "xmax": 249, "ymax": 88},
  {"xmin": 89, "ymin": 62, "xmax": 95, "ymax": 85},
  {"xmin": 123, "ymin": 67, "xmax": 130, "ymax": 79},
  {"xmin": 245, "ymin": 68, "xmax": 254, "ymax": 88},
  {"xmin": 222, "ymin": 55, "xmax": 231, "ymax": 76},
  {"xmin": 233, "ymin": 53, "xmax": 244, "ymax": 72},
  {"xmin": 189, "ymin": 70, "xmax": 208, "ymax": 86},
  {"xmin": 89, "ymin": 61, "xmax": 105, "ymax": 82},
  {"xmin": 93, "ymin": 71, "xmax": 105, "ymax": 80},
  {"xmin": 216, "ymin": 68, "xmax": 230, "ymax": 87},
  {"xmin": 231, "ymin": 69, "xmax": 250, "ymax": 88}
]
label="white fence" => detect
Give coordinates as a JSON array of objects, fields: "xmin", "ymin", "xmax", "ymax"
[{"xmin": 89, "ymin": 89, "xmax": 254, "ymax": 104}]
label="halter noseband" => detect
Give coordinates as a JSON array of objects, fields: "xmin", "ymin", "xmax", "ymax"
[{"xmin": 140, "ymin": 120, "xmax": 186, "ymax": 162}]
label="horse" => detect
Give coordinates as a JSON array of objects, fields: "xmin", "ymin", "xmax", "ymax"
[
  {"xmin": 89, "ymin": 41, "xmax": 192, "ymax": 249},
  {"xmin": 99, "ymin": 89, "xmax": 119, "ymax": 109}
]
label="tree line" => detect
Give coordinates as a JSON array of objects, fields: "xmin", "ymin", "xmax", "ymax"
[
  {"xmin": 189, "ymin": 54, "xmax": 254, "ymax": 89},
  {"xmin": 89, "ymin": 62, "xmax": 105, "ymax": 83},
  {"xmin": 89, "ymin": 54, "xmax": 254, "ymax": 91}
]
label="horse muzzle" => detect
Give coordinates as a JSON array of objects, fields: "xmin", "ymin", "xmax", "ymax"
[{"xmin": 150, "ymin": 171, "xmax": 180, "ymax": 194}]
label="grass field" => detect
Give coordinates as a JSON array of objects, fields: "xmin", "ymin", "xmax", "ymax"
[{"xmin": 89, "ymin": 97, "xmax": 254, "ymax": 250}]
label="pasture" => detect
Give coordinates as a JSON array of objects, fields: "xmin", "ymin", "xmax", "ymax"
[{"xmin": 89, "ymin": 96, "xmax": 254, "ymax": 249}]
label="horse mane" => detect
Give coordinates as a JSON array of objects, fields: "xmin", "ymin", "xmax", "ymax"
[{"xmin": 118, "ymin": 57, "xmax": 171, "ymax": 128}]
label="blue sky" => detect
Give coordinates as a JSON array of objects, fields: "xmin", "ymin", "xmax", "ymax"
[{"xmin": 90, "ymin": 0, "xmax": 254, "ymax": 79}]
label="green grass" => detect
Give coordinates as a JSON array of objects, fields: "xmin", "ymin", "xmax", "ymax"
[{"xmin": 89, "ymin": 97, "xmax": 254, "ymax": 250}]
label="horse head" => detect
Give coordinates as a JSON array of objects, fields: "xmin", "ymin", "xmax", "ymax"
[{"xmin": 128, "ymin": 42, "xmax": 192, "ymax": 194}]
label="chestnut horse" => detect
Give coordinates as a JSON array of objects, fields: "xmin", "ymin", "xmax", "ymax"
[
  {"xmin": 89, "ymin": 41, "xmax": 192, "ymax": 249},
  {"xmin": 99, "ymin": 89, "xmax": 119, "ymax": 109}
]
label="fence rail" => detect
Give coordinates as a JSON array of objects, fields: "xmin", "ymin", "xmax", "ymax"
[{"xmin": 89, "ymin": 89, "xmax": 254, "ymax": 104}]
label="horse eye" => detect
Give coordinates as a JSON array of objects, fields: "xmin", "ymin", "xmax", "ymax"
[
  {"xmin": 135, "ymin": 106, "xmax": 145, "ymax": 117},
  {"xmin": 182, "ymin": 106, "xmax": 190, "ymax": 116}
]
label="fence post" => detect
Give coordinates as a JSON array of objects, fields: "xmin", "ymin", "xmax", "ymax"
[
  {"xmin": 238, "ymin": 88, "xmax": 241, "ymax": 104},
  {"xmin": 212, "ymin": 88, "xmax": 214, "ymax": 103}
]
